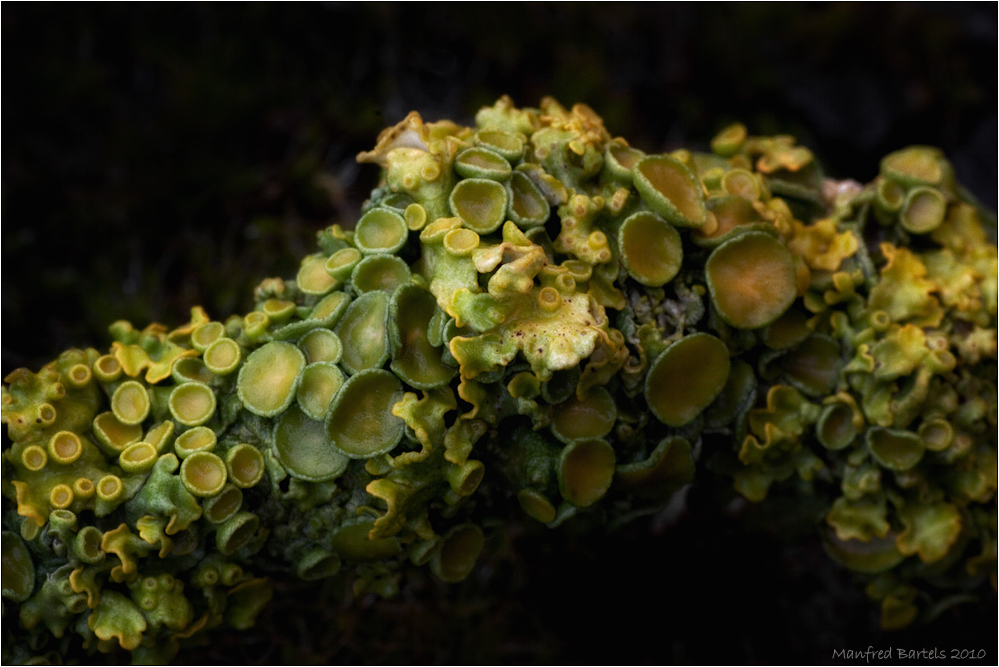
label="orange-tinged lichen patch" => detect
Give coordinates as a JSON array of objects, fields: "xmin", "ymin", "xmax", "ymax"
[{"xmin": 706, "ymin": 232, "xmax": 798, "ymax": 329}]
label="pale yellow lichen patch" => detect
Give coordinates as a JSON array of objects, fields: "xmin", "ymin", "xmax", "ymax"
[
  {"xmin": 536, "ymin": 97, "xmax": 612, "ymax": 156},
  {"xmin": 869, "ymin": 325, "xmax": 929, "ymax": 382},
  {"xmin": 472, "ymin": 224, "xmax": 548, "ymax": 302},
  {"xmin": 930, "ymin": 202, "xmax": 989, "ymax": 255},
  {"xmin": 867, "ymin": 244, "xmax": 943, "ymax": 326},
  {"xmin": 922, "ymin": 248, "xmax": 986, "ymax": 317},
  {"xmin": 785, "ymin": 217, "xmax": 859, "ymax": 272},
  {"xmin": 450, "ymin": 288, "xmax": 609, "ymax": 382},
  {"xmin": 754, "ymin": 140, "xmax": 814, "ymax": 174},
  {"xmin": 552, "ymin": 193, "xmax": 614, "ymax": 265}
]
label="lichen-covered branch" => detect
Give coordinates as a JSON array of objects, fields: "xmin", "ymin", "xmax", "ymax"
[{"xmin": 2, "ymin": 97, "xmax": 996, "ymax": 663}]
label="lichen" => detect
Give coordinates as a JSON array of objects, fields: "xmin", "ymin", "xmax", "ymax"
[{"xmin": 3, "ymin": 96, "xmax": 996, "ymax": 662}]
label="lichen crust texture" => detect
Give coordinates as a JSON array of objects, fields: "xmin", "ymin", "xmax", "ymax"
[{"xmin": 2, "ymin": 97, "xmax": 996, "ymax": 662}]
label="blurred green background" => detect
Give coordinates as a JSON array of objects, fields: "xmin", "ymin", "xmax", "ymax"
[{"xmin": 2, "ymin": 4, "xmax": 995, "ymax": 664}]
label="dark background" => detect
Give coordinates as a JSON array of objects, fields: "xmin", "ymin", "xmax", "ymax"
[{"xmin": 2, "ymin": 4, "xmax": 996, "ymax": 664}]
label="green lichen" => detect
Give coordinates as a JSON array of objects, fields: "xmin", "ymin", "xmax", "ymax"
[{"xmin": 2, "ymin": 96, "xmax": 996, "ymax": 661}]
